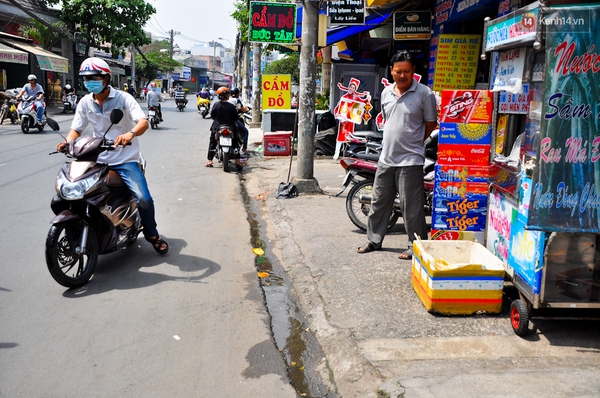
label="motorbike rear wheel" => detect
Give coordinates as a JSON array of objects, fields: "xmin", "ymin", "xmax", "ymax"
[
  {"xmin": 346, "ymin": 179, "xmax": 399, "ymax": 232},
  {"xmin": 45, "ymin": 221, "xmax": 98, "ymax": 288},
  {"xmin": 150, "ymin": 118, "xmax": 156, "ymax": 129},
  {"xmin": 0, "ymin": 106, "xmax": 7, "ymax": 125},
  {"xmin": 222, "ymin": 151, "xmax": 230, "ymax": 172}
]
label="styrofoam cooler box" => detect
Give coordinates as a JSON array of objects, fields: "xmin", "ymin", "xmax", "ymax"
[
  {"xmin": 263, "ymin": 131, "xmax": 292, "ymax": 156},
  {"xmin": 411, "ymin": 240, "xmax": 505, "ymax": 315}
]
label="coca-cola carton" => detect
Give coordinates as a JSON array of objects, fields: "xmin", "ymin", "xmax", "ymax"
[{"xmin": 437, "ymin": 143, "xmax": 491, "ymax": 165}]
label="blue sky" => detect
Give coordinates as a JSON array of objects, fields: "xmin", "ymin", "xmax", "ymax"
[{"xmin": 144, "ymin": 0, "xmax": 239, "ymax": 50}]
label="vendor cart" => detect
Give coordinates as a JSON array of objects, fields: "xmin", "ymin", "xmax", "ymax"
[{"xmin": 482, "ymin": 0, "xmax": 600, "ymax": 335}]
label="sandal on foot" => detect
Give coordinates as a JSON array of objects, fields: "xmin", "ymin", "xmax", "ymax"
[
  {"xmin": 205, "ymin": 162, "xmax": 213, "ymax": 168},
  {"xmin": 398, "ymin": 248, "xmax": 413, "ymax": 260},
  {"xmin": 357, "ymin": 242, "xmax": 379, "ymax": 253},
  {"xmin": 145, "ymin": 235, "xmax": 169, "ymax": 255}
]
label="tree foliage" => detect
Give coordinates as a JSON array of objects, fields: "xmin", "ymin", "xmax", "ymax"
[
  {"xmin": 40, "ymin": 0, "xmax": 155, "ymax": 51},
  {"xmin": 135, "ymin": 50, "xmax": 180, "ymax": 81},
  {"xmin": 19, "ymin": 18, "xmax": 67, "ymax": 50},
  {"xmin": 262, "ymin": 54, "xmax": 300, "ymax": 84}
]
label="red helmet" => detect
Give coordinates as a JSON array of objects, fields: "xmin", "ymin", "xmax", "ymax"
[
  {"xmin": 149, "ymin": 82, "xmax": 156, "ymax": 88},
  {"xmin": 79, "ymin": 57, "xmax": 111, "ymax": 77}
]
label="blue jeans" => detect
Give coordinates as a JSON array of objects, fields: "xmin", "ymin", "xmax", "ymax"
[
  {"xmin": 237, "ymin": 120, "xmax": 248, "ymax": 150},
  {"xmin": 35, "ymin": 100, "xmax": 44, "ymax": 122},
  {"xmin": 110, "ymin": 162, "xmax": 158, "ymax": 238}
]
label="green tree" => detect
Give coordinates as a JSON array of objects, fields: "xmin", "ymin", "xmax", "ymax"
[
  {"xmin": 40, "ymin": 0, "xmax": 155, "ymax": 52},
  {"xmin": 19, "ymin": 18, "xmax": 67, "ymax": 50},
  {"xmin": 263, "ymin": 54, "xmax": 300, "ymax": 84},
  {"xmin": 136, "ymin": 50, "xmax": 180, "ymax": 82}
]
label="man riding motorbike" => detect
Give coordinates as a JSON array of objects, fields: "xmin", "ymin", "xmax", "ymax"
[
  {"xmin": 205, "ymin": 87, "xmax": 240, "ymax": 168},
  {"xmin": 61, "ymin": 83, "xmax": 77, "ymax": 113},
  {"xmin": 147, "ymin": 82, "xmax": 163, "ymax": 121},
  {"xmin": 56, "ymin": 57, "xmax": 168, "ymax": 255},
  {"xmin": 16, "ymin": 74, "xmax": 45, "ymax": 127}
]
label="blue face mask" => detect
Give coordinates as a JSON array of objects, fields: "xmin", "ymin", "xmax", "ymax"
[{"xmin": 84, "ymin": 80, "xmax": 105, "ymax": 94}]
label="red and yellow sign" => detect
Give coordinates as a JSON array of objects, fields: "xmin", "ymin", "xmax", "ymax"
[
  {"xmin": 262, "ymin": 74, "xmax": 291, "ymax": 110},
  {"xmin": 433, "ymin": 34, "xmax": 480, "ymax": 91}
]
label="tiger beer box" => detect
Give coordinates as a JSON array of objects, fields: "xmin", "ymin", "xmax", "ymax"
[
  {"xmin": 430, "ymin": 229, "xmax": 485, "ymax": 245},
  {"xmin": 440, "ymin": 90, "xmax": 493, "ymax": 124},
  {"xmin": 439, "ymin": 122, "xmax": 492, "ymax": 145},
  {"xmin": 411, "ymin": 240, "xmax": 505, "ymax": 315},
  {"xmin": 433, "ymin": 181, "xmax": 489, "ymax": 210},
  {"xmin": 437, "ymin": 143, "xmax": 491, "ymax": 165}
]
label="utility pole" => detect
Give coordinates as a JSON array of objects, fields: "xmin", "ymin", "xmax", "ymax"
[
  {"xmin": 293, "ymin": 0, "xmax": 320, "ymax": 192},
  {"xmin": 250, "ymin": 43, "xmax": 261, "ymax": 128},
  {"xmin": 130, "ymin": 44, "xmax": 136, "ymax": 90},
  {"xmin": 168, "ymin": 30, "xmax": 179, "ymax": 90}
]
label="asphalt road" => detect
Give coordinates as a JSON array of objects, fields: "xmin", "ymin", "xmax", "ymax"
[{"xmin": 0, "ymin": 101, "xmax": 296, "ymax": 397}]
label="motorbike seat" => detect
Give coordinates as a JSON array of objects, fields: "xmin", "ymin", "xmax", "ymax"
[
  {"xmin": 106, "ymin": 169, "xmax": 127, "ymax": 187},
  {"xmin": 350, "ymin": 152, "xmax": 380, "ymax": 161},
  {"xmin": 350, "ymin": 131, "xmax": 383, "ymax": 140}
]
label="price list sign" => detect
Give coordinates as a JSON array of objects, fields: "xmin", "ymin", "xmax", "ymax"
[{"xmin": 433, "ymin": 34, "xmax": 480, "ymax": 91}]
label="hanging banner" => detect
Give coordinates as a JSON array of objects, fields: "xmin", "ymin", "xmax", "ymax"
[
  {"xmin": 262, "ymin": 74, "xmax": 291, "ymax": 110},
  {"xmin": 528, "ymin": 6, "xmax": 599, "ymax": 232},
  {"xmin": 249, "ymin": 1, "xmax": 297, "ymax": 44}
]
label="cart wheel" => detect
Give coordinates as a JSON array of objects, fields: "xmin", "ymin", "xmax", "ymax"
[{"xmin": 510, "ymin": 299, "xmax": 529, "ymax": 336}]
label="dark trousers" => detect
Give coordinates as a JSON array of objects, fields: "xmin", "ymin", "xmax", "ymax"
[{"xmin": 367, "ymin": 164, "xmax": 427, "ymax": 248}]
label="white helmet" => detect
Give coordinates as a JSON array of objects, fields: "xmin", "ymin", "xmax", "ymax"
[
  {"xmin": 28, "ymin": 74, "xmax": 37, "ymax": 81},
  {"xmin": 79, "ymin": 57, "xmax": 111, "ymax": 77},
  {"xmin": 149, "ymin": 81, "xmax": 156, "ymax": 88},
  {"xmin": 65, "ymin": 84, "xmax": 72, "ymax": 90}
]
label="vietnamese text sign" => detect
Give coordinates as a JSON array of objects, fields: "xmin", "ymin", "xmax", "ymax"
[
  {"xmin": 498, "ymin": 84, "xmax": 529, "ymax": 114},
  {"xmin": 492, "ymin": 48, "xmax": 525, "ymax": 93},
  {"xmin": 485, "ymin": 7, "xmax": 538, "ymax": 51},
  {"xmin": 394, "ymin": 11, "xmax": 431, "ymax": 40},
  {"xmin": 262, "ymin": 74, "xmax": 291, "ymax": 110},
  {"xmin": 249, "ymin": 2, "xmax": 296, "ymax": 44},
  {"xmin": 329, "ymin": 0, "xmax": 365, "ymax": 25},
  {"xmin": 529, "ymin": 6, "xmax": 600, "ymax": 232},
  {"xmin": 433, "ymin": 34, "xmax": 480, "ymax": 91},
  {"xmin": 0, "ymin": 50, "xmax": 28, "ymax": 64}
]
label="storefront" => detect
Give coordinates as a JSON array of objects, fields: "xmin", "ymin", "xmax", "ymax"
[
  {"xmin": 0, "ymin": 43, "xmax": 28, "ymax": 90},
  {"xmin": 0, "ymin": 37, "xmax": 69, "ymax": 104}
]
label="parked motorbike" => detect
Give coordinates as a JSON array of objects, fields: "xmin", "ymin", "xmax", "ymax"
[
  {"xmin": 337, "ymin": 130, "xmax": 439, "ymax": 231},
  {"xmin": 45, "ymin": 109, "xmax": 143, "ymax": 288},
  {"xmin": 0, "ymin": 91, "xmax": 19, "ymax": 125},
  {"xmin": 345, "ymin": 130, "xmax": 383, "ymax": 156},
  {"xmin": 18, "ymin": 96, "xmax": 46, "ymax": 134},
  {"xmin": 148, "ymin": 105, "xmax": 160, "ymax": 129},
  {"xmin": 197, "ymin": 97, "xmax": 210, "ymax": 118},
  {"xmin": 62, "ymin": 92, "xmax": 77, "ymax": 114},
  {"xmin": 214, "ymin": 124, "xmax": 242, "ymax": 172}
]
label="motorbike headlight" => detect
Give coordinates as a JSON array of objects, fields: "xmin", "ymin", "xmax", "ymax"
[{"xmin": 55, "ymin": 169, "xmax": 102, "ymax": 200}]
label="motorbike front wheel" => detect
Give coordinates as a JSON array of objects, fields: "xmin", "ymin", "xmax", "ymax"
[
  {"xmin": 21, "ymin": 118, "xmax": 30, "ymax": 134},
  {"xmin": 45, "ymin": 221, "xmax": 98, "ymax": 288},
  {"xmin": 346, "ymin": 179, "xmax": 399, "ymax": 232}
]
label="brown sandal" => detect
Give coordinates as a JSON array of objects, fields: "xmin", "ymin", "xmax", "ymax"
[
  {"xmin": 145, "ymin": 235, "xmax": 169, "ymax": 255},
  {"xmin": 357, "ymin": 242, "xmax": 379, "ymax": 253}
]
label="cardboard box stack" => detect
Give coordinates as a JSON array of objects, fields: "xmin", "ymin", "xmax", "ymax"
[{"xmin": 430, "ymin": 90, "xmax": 493, "ymax": 244}]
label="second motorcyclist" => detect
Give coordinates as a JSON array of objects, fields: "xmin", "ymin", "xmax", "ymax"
[
  {"xmin": 228, "ymin": 87, "xmax": 249, "ymax": 155},
  {"xmin": 16, "ymin": 74, "xmax": 45, "ymax": 127},
  {"xmin": 147, "ymin": 82, "xmax": 163, "ymax": 121},
  {"xmin": 205, "ymin": 87, "xmax": 240, "ymax": 168},
  {"xmin": 61, "ymin": 83, "xmax": 77, "ymax": 113},
  {"xmin": 56, "ymin": 57, "xmax": 168, "ymax": 255}
]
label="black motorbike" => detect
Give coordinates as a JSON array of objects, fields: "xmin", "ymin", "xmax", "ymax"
[
  {"xmin": 174, "ymin": 91, "xmax": 186, "ymax": 111},
  {"xmin": 0, "ymin": 94, "xmax": 19, "ymax": 125},
  {"xmin": 148, "ymin": 105, "xmax": 160, "ymax": 129},
  {"xmin": 45, "ymin": 110, "xmax": 143, "ymax": 288},
  {"xmin": 214, "ymin": 124, "xmax": 242, "ymax": 172}
]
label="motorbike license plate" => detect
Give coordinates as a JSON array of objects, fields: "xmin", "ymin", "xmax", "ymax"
[
  {"xmin": 220, "ymin": 136, "xmax": 232, "ymax": 146},
  {"xmin": 148, "ymin": 110, "xmax": 155, "ymax": 116}
]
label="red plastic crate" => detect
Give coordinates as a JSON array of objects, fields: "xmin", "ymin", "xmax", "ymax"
[{"xmin": 263, "ymin": 131, "xmax": 292, "ymax": 156}]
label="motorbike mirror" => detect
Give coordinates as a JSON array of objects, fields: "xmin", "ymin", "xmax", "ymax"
[
  {"xmin": 110, "ymin": 109, "xmax": 124, "ymax": 124},
  {"xmin": 46, "ymin": 118, "xmax": 60, "ymax": 131}
]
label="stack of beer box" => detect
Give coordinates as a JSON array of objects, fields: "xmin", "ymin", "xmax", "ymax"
[{"xmin": 430, "ymin": 90, "xmax": 494, "ymax": 244}]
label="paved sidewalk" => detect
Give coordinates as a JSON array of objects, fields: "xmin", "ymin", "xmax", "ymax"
[{"xmin": 243, "ymin": 128, "xmax": 600, "ymax": 398}]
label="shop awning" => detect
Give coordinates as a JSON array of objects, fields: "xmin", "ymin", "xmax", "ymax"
[
  {"xmin": 1, "ymin": 39, "xmax": 69, "ymax": 73},
  {"xmin": 0, "ymin": 43, "xmax": 28, "ymax": 65}
]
